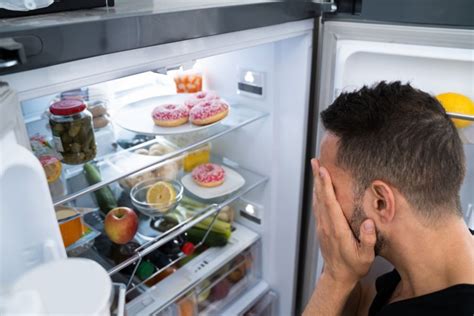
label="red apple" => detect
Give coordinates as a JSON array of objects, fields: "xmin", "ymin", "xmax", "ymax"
[{"xmin": 104, "ymin": 207, "xmax": 138, "ymax": 244}]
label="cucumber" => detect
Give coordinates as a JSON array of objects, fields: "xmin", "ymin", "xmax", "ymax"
[
  {"xmin": 83, "ymin": 163, "xmax": 118, "ymax": 214},
  {"xmin": 186, "ymin": 227, "xmax": 228, "ymax": 247}
]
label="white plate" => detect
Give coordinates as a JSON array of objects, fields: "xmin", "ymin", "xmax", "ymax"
[
  {"xmin": 181, "ymin": 166, "xmax": 246, "ymax": 200},
  {"xmin": 113, "ymin": 94, "xmax": 229, "ymax": 136}
]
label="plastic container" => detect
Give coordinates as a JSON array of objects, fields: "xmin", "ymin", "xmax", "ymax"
[
  {"xmin": 183, "ymin": 143, "xmax": 211, "ymax": 172},
  {"xmin": 174, "ymin": 70, "xmax": 203, "ymax": 94},
  {"xmin": 116, "ymin": 141, "xmax": 182, "ymax": 192},
  {"xmin": 196, "ymin": 246, "xmax": 257, "ymax": 313},
  {"xmin": 55, "ymin": 206, "xmax": 84, "ymax": 248},
  {"xmin": 49, "ymin": 99, "xmax": 97, "ymax": 165},
  {"xmin": 11, "ymin": 258, "xmax": 113, "ymax": 316},
  {"xmin": 244, "ymin": 291, "xmax": 278, "ymax": 316}
]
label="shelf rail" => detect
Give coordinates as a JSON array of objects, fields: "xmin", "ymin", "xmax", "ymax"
[
  {"xmin": 107, "ymin": 173, "xmax": 268, "ymax": 292},
  {"xmin": 125, "ymin": 209, "xmax": 221, "ymax": 295},
  {"xmin": 447, "ymin": 112, "xmax": 474, "ymax": 122}
]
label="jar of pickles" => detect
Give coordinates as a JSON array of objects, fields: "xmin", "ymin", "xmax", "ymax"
[{"xmin": 49, "ymin": 100, "xmax": 97, "ymax": 165}]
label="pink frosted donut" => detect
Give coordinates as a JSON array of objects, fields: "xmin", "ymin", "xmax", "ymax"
[
  {"xmin": 184, "ymin": 91, "xmax": 219, "ymax": 110},
  {"xmin": 152, "ymin": 104, "xmax": 189, "ymax": 127},
  {"xmin": 189, "ymin": 99, "xmax": 229, "ymax": 126},
  {"xmin": 192, "ymin": 163, "xmax": 225, "ymax": 187}
]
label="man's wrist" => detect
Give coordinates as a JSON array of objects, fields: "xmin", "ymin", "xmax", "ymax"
[{"xmin": 319, "ymin": 272, "xmax": 358, "ymax": 295}]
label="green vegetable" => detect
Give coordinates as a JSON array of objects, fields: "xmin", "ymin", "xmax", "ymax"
[
  {"xmin": 194, "ymin": 216, "xmax": 231, "ymax": 239},
  {"xmin": 180, "ymin": 196, "xmax": 207, "ymax": 210},
  {"xmin": 186, "ymin": 227, "xmax": 228, "ymax": 247},
  {"xmin": 83, "ymin": 163, "xmax": 118, "ymax": 214}
]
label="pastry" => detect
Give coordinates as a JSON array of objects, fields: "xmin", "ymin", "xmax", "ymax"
[
  {"xmin": 152, "ymin": 104, "xmax": 189, "ymax": 127},
  {"xmin": 192, "ymin": 163, "xmax": 225, "ymax": 187},
  {"xmin": 189, "ymin": 99, "xmax": 229, "ymax": 126},
  {"xmin": 184, "ymin": 91, "xmax": 219, "ymax": 110}
]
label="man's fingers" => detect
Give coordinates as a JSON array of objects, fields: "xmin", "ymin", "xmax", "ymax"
[
  {"xmin": 311, "ymin": 159, "xmax": 322, "ymax": 223},
  {"xmin": 311, "ymin": 158, "xmax": 319, "ymax": 178},
  {"xmin": 318, "ymin": 166, "xmax": 337, "ymax": 202},
  {"xmin": 358, "ymin": 219, "xmax": 377, "ymax": 260}
]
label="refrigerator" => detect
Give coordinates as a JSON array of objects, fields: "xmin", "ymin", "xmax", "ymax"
[{"xmin": 0, "ymin": 1, "xmax": 473, "ymax": 315}]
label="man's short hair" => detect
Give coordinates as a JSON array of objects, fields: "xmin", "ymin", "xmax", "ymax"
[{"xmin": 321, "ymin": 81, "xmax": 465, "ymax": 218}]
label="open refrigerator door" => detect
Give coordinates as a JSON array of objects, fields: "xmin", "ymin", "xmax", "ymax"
[{"xmin": 299, "ymin": 20, "xmax": 474, "ymax": 309}]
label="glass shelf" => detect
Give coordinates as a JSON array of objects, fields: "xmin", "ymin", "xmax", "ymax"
[
  {"xmin": 53, "ymin": 104, "xmax": 268, "ymax": 206},
  {"xmin": 77, "ymin": 157, "xmax": 268, "ymax": 295}
]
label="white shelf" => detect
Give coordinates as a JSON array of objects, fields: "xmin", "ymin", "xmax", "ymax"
[{"xmin": 126, "ymin": 222, "xmax": 260, "ymax": 315}]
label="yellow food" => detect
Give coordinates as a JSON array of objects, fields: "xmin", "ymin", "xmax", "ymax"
[
  {"xmin": 183, "ymin": 144, "xmax": 211, "ymax": 172},
  {"xmin": 43, "ymin": 159, "xmax": 62, "ymax": 183},
  {"xmin": 146, "ymin": 181, "xmax": 176, "ymax": 209},
  {"xmin": 56, "ymin": 207, "xmax": 84, "ymax": 248},
  {"xmin": 436, "ymin": 92, "xmax": 474, "ymax": 128}
]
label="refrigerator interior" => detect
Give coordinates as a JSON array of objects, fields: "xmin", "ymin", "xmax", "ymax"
[
  {"xmin": 302, "ymin": 21, "xmax": 474, "ymax": 309},
  {"xmin": 5, "ymin": 19, "xmax": 314, "ymax": 316}
]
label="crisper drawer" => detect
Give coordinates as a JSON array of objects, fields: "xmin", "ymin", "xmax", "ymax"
[
  {"xmin": 196, "ymin": 244, "xmax": 258, "ymax": 315},
  {"xmin": 243, "ymin": 291, "xmax": 278, "ymax": 316},
  {"xmin": 156, "ymin": 244, "xmax": 259, "ymax": 316},
  {"xmin": 126, "ymin": 223, "xmax": 260, "ymax": 315}
]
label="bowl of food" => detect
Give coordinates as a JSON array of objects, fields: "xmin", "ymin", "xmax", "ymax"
[{"xmin": 130, "ymin": 178, "xmax": 183, "ymax": 218}]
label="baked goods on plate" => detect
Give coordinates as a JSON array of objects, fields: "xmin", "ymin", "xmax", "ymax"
[
  {"xmin": 184, "ymin": 91, "xmax": 219, "ymax": 110},
  {"xmin": 152, "ymin": 103, "xmax": 189, "ymax": 127},
  {"xmin": 113, "ymin": 94, "xmax": 229, "ymax": 136},
  {"xmin": 181, "ymin": 165, "xmax": 245, "ymax": 200},
  {"xmin": 192, "ymin": 163, "xmax": 225, "ymax": 187},
  {"xmin": 189, "ymin": 99, "xmax": 229, "ymax": 126}
]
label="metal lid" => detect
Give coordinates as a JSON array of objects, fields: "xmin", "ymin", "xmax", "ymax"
[{"xmin": 49, "ymin": 99, "xmax": 86, "ymax": 116}]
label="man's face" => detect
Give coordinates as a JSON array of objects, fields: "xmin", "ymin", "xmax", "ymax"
[{"xmin": 319, "ymin": 132, "xmax": 385, "ymax": 254}]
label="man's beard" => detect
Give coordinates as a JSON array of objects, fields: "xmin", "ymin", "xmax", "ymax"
[{"xmin": 349, "ymin": 201, "xmax": 385, "ymax": 255}]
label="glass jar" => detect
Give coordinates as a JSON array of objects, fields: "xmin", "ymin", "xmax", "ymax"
[{"xmin": 49, "ymin": 99, "xmax": 97, "ymax": 165}]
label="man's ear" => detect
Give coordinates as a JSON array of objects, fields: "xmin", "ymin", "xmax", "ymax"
[{"xmin": 368, "ymin": 180, "xmax": 396, "ymax": 223}]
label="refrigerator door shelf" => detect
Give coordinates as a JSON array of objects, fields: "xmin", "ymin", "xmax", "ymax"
[{"xmin": 126, "ymin": 222, "xmax": 260, "ymax": 315}]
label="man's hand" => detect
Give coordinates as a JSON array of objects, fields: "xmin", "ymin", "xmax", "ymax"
[
  {"xmin": 303, "ymin": 159, "xmax": 377, "ymax": 316},
  {"xmin": 312, "ymin": 158, "xmax": 376, "ymax": 288}
]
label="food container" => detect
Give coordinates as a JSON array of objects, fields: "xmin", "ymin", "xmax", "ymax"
[
  {"xmin": 115, "ymin": 141, "xmax": 182, "ymax": 193},
  {"xmin": 196, "ymin": 246, "xmax": 257, "ymax": 313},
  {"xmin": 183, "ymin": 143, "xmax": 211, "ymax": 172},
  {"xmin": 55, "ymin": 206, "xmax": 84, "ymax": 247},
  {"xmin": 11, "ymin": 259, "xmax": 113, "ymax": 316},
  {"xmin": 131, "ymin": 179, "xmax": 183, "ymax": 218},
  {"xmin": 49, "ymin": 99, "xmax": 97, "ymax": 165},
  {"xmin": 88, "ymin": 99, "xmax": 111, "ymax": 130},
  {"xmin": 174, "ymin": 71, "xmax": 202, "ymax": 93}
]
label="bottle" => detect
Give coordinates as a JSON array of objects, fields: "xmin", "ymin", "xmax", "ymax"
[{"xmin": 0, "ymin": 83, "xmax": 66, "ymax": 291}]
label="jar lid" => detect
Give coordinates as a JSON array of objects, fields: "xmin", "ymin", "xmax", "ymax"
[{"xmin": 50, "ymin": 99, "xmax": 86, "ymax": 116}]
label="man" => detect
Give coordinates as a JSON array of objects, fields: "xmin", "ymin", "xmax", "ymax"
[{"xmin": 303, "ymin": 82, "xmax": 474, "ymax": 315}]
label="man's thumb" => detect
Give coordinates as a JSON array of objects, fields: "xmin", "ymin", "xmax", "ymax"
[{"xmin": 359, "ymin": 219, "xmax": 377, "ymax": 256}]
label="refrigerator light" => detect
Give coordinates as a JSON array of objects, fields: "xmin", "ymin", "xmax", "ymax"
[
  {"xmin": 245, "ymin": 204, "xmax": 256, "ymax": 215},
  {"xmin": 244, "ymin": 71, "xmax": 255, "ymax": 84},
  {"xmin": 237, "ymin": 68, "xmax": 264, "ymax": 98}
]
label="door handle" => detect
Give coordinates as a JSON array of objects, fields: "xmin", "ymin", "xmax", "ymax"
[
  {"xmin": 0, "ymin": 38, "xmax": 26, "ymax": 69},
  {"xmin": 308, "ymin": 0, "xmax": 337, "ymax": 13}
]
